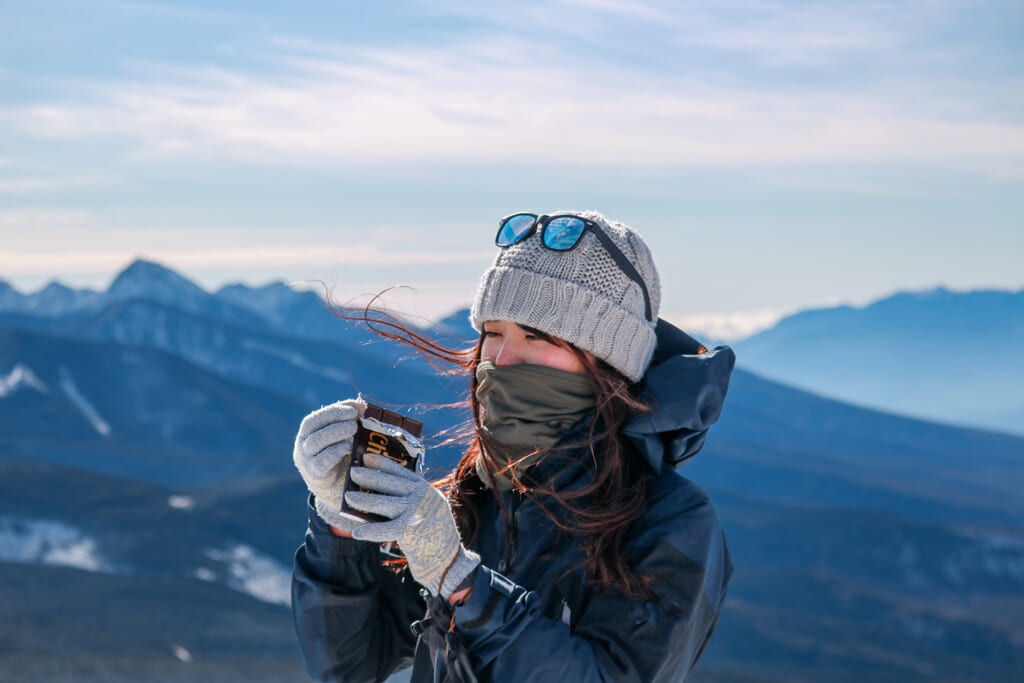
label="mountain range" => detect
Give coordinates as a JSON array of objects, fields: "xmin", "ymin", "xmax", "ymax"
[
  {"xmin": 8, "ymin": 268, "xmax": 1019, "ymax": 438},
  {"xmin": 1, "ymin": 260, "xmax": 1022, "ymax": 682},
  {"xmin": 732, "ymin": 286, "xmax": 1024, "ymax": 437}
]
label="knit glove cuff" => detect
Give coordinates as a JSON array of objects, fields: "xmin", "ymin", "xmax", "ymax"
[
  {"xmin": 438, "ymin": 547, "xmax": 481, "ymax": 600},
  {"xmin": 314, "ymin": 493, "xmax": 362, "ymax": 535}
]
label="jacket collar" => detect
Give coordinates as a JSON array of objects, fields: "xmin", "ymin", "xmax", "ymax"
[{"xmin": 623, "ymin": 319, "xmax": 736, "ymax": 474}]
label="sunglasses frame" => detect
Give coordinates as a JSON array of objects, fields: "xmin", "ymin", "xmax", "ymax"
[{"xmin": 495, "ymin": 212, "xmax": 653, "ymax": 322}]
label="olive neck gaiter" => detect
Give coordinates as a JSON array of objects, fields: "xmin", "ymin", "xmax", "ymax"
[{"xmin": 474, "ymin": 360, "xmax": 597, "ymax": 491}]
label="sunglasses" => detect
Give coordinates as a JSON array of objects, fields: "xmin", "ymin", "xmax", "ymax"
[{"xmin": 495, "ymin": 212, "xmax": 653, "ymax": 322}]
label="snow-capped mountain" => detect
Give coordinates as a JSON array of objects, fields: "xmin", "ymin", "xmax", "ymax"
[
  {"xmin": 1, "ymin": 259, "xmax": 277, "ymax": 331},
  {"xmin": 104, "ymin": 259, "xmax": 273, "ymax": 330},
  {"xmin": 0, "ymin": 259, "xmax": 443, "ymax": 354}
]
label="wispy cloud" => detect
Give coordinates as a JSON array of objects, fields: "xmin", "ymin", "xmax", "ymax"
[
  {"xmin": 0, "ymin": 206, "xmax": 493, "ymax": 278},
  {"xmin": 0, "ymin": 208, "xmax": 93, "ymax": 230},
  {"xmin": 0, "ymin": 174, "xmax": 110, "ymax": 193},
  {"xmin": 0, "ymin": 242, "xmax": 492, "ymax": 274},
  {"xmin": 99, "ymin": 0, "xmax": 248, "ymax": 25},
  {"xmin": 556, "ymin": 0, "xmax": 676, "ymax": 22},
  {"xmin": 667, "ymin": 1, "xmax": 908, "ymax": 58},
  {"xmin": 2, "ymin": 1, "xmax": 1021, "ymax": 175}
]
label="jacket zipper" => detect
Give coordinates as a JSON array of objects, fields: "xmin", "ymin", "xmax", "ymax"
[{"xmin": 498, "ymin": 493, "xmax": 521, "ymax": 574}]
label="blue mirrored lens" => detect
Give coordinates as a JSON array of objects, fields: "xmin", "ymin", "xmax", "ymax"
[
  {"xmin": 497, "ymin": 214, "xmax": 537, "ymax": 246},
  {"xmin": 543, "ymin": 217, "xmax": 587, "ymax": 250}
]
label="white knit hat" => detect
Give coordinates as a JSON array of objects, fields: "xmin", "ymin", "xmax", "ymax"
[{"xmin": 470, "ymin": 210, "xmax": 661, "ymax": 383}]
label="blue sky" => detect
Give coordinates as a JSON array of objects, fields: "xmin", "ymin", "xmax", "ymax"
[{"xmin": 1, "ymin": 0, "xmax": 1022, "ymax": 337}]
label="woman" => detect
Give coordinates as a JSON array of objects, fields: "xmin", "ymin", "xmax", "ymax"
[{"xmin": 291, "ymin": 211, "xmax": 736, "ymax": 682}]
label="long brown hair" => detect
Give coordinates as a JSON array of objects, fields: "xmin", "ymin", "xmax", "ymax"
[{"xmin": 328, "ymin": 294, "xmax": 655, "ymax": 599}]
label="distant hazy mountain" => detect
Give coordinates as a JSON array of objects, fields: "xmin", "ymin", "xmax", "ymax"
[
  {"xmin": 105, "ymin": 259, "xmax": 274, "ymax": 331},
  {"xmin": 0, "ymin": 259, "xmax": 446, "ymax": 353},
  {"xmin": 213, "ymin": 279, "xmax": 385, "ymax": 349},
  {"xmin": 733, "ymin": 287, "xmax": 1024, "ymax": 436},
  {"xmin": 688, "ymin": 367, "xmax": 1024, "ymax": 526},
  {"xmin": 1, "ymin": 260, "xmax": 269, "ymax": 329},
  {"xmin": 0, "ymin": 277, "xmax": 100, "ymax": 317}
]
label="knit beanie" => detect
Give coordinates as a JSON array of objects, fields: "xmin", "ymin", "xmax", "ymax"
[{"xmin": 470, "ymin": 210, "xmax": 661, "ymax": 383}]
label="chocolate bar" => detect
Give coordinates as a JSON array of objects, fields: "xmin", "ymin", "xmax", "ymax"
[{"xmin": 338, "ymin": 402, "xmax": 424, "ymax": 526}]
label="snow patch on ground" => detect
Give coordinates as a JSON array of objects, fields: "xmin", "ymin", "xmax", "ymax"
[
  {"xmin": 168, "ymin": 495, "xmax": 195, "ymax": 510},
  {"xmin": 0, "ymin": 363, "xmax": 49, "ymax": 397},
  {"xmin": 193, "ymin": 567, "xmax": 217, "ymax": 582},
  {"xmin": 936, "ymin": 533, "xmax": 1024, "ymax": 587},
  {"xmin": 59, "ymin": 367, "xmax": 111, "ymax": 436},
  {"xmin": 204, "ymin": 544, "xmax": 291, "ymax": 606},
  {"xmin": 0, "ymin": 517, "xmax": 111, "ymax": 572},
  {"xmin": 971, "ymin": 535, "xmax": 1024, "ymax": 580}
]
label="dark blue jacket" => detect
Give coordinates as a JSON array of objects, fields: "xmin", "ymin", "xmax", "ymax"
[{"xmin": 292, "ymin": 321, "xmax": 736, "ymax": 682}]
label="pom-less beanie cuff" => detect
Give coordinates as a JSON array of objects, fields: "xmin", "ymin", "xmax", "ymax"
[{"xmin": 471, "ymin": 265, "xmax": 657, "ymax": 383}]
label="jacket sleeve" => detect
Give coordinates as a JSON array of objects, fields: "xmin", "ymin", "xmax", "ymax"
[
  {"xmin": 292, "ymin": 494, "xmax": 426, "ymax": 683},
  {"xmin": 452, "ymin": 493, "xmax": 731, "ymax": 683}
]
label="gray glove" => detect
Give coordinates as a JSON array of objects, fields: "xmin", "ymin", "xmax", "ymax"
[
  {"xmin": 293, "ymin": 398, "xmax": 365, "ymax": 532},
  {"xmin": 346, "ymin": 458, "xmax": 480, "ymax": 599}
]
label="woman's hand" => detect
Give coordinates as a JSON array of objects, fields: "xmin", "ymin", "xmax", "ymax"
[
  {"xmin": 345, "ymin": 458, "xmax": 480, "ymax": 600},
  {"xmin": 293, "ymin": 398, "xmax": 365, "ymax": 534}
]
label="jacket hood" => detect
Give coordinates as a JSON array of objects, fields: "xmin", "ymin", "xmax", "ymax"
[{"xmin": 623, "ymin": 319, "xmax": 736, "ymax": 474}]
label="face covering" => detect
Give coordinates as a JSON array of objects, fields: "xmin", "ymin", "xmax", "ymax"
[{"xmin": 474, "ymin": 360, "xmax": 597, "ymax": 490}]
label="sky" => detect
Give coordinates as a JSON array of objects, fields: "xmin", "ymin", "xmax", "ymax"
[{"xmin": 1, "ymin": 0, "xmax": 1022, "ymax": 339}]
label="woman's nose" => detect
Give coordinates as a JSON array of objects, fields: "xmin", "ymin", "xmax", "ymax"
[{"xmin": 494, "ymin": 339, "xmax": 524, "ymax": 366}]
